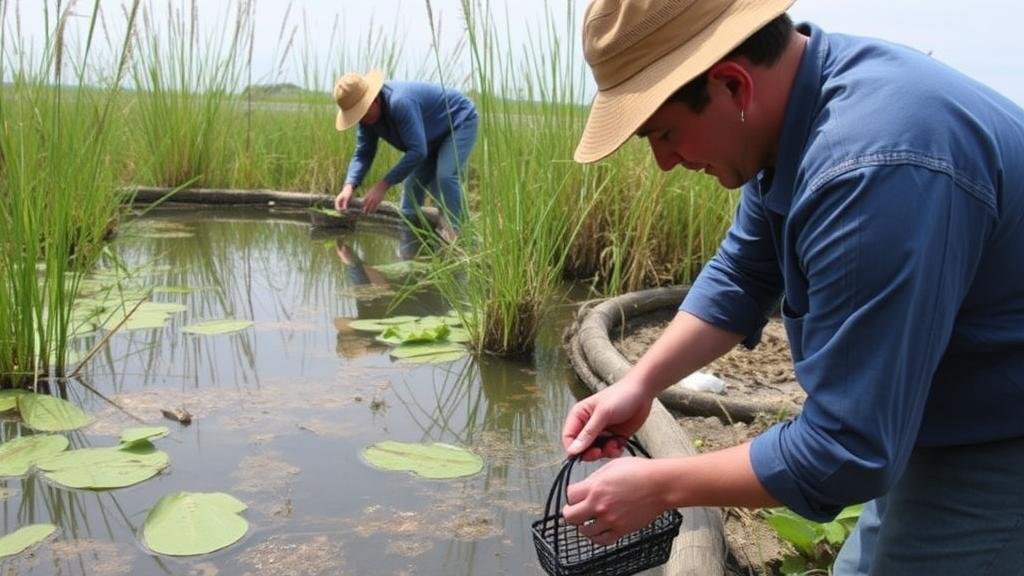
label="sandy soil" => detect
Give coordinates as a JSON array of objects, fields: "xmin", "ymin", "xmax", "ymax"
[{"xmin": 613, "ymin": 312, "xmax": 805, "ymax": 575}]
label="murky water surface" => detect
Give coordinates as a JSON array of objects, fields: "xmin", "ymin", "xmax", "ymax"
[{"xmin": 1, "ymin": 206, "xmax": 586, "ymax": 576}]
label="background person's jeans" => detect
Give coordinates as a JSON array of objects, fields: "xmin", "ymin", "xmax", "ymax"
[
  {"xmin": 401, "ymin": 114, "xmax": 478, "ymax": 230},
  {"xmin": 833, "ymin": 435, "xmax": 1024, "ymax": 575}
]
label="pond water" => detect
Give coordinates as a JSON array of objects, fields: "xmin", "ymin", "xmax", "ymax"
[{"xmin": 1, "ymin": 206, "xmax": 590, "ymax": 576}]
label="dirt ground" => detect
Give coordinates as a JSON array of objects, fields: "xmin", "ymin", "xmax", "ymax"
[{"xmin": 613, "ymin": 312, "xmax": 805, "ymax": 575}]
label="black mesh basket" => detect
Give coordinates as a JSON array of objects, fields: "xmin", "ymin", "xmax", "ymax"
[{"xmin": 531, "ymin": 438, "xmax": 683, "ymax": 576}]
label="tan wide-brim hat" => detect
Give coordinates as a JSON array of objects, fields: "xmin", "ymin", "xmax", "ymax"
[
  {"xmin": 334, "ymin": 69, "xmax": 385, "ymax": 131},
  {"xmin": 575, "ymin": 0, "xmax": 795, "ymax": 164}
]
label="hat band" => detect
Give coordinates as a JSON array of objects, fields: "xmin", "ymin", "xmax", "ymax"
[{"xmin": 588, "ymin": 0, "xmax": 731, "ymax": 90}]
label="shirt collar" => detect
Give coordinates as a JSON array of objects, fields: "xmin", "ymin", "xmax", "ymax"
[{"xmin": 762, "ymin": 22, "xmax": 826, "ymax": 214}]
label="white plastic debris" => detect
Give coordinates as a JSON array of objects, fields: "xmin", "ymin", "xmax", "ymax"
[{"xmin": 680, "ymin": 371, "xmax": 726, "ymax": 394}]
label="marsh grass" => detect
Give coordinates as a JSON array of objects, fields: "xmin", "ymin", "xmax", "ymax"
[
  {"xmin": 127, "ymin": 1, "xmax": 252, "ymax": 188},
  {"xmin": 0, "ymin": 1, "xmax": 140, "ymax": 386}
]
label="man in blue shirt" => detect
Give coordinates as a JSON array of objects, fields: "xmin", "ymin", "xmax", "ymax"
[
  {"xmin": 560, "ymin": 0, "xmax": 1024, "ymax": 573},
  {"xmin": 333, "ymin": 70, "xmax": 478, "ymax": 240}
]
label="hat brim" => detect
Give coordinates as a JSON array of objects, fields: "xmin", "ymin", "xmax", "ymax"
[
  {"xmin": 574, "ymin": 0, "xmax": 795, "ymax": 163},
  {"xmin": 335, "ymin": 69, "xmax": 385, "ymax": 131}
]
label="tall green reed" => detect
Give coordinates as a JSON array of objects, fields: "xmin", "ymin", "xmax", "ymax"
[
  {"xmin": 127, "ymin": 0, "xmax": 251, "ymax": 188},
  {"xmin": 0, "ymin": 0, "xmax": 140, "ymax": 386},
  {"xmin": 409, "ymin": 0, "xmax": 595, "ymax": 356}
]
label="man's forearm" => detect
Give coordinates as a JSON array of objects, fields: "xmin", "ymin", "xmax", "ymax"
[
  {"xmin": 627, "ymin": 311, "xmax": 745, "ymax": 398},
  {"xmin": 653, "ymin": 441, "xmax": 780, "ymax": 510}
]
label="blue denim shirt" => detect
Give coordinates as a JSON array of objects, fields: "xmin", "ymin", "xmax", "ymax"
[
  {"xmin": 344, "ymin": 82, "xmax": 477, "ymax": 187},
  {"xmin": 680, "ymin": 24, "xmax": 1024, "ymax": 521}
]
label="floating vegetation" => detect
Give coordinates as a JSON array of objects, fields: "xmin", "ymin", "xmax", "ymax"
[
  {"xmin": 0, "ymin": 389, "xmax": 28, "ymax": 411},
  {"xmin": 372, "ymin": 259, "xmax": 431, "ymax": 279},
  {"xmin": 36, "ymin": 437, "xmax": 169, "ymax": 490},
  {"xmin": 0, "ymin": 524, "xmax": 57, "ymax": 559},
  {"xmin": 362, "ymin": 441, "xmax": 483, "ymax": 479},
  {"xmin": 390, "ymin": 342, "xmax": 468, "ymax": 364},
  {"xmin": 308, "ymin": 206, "xmax": 356, "ymax": 229},
  {"xmin": 344, "ymin": 315, "xmax": 469, "ymax": 363},
  {"xmin": 181, "ymin": 319, "xmax": 254, "ymax": 335},
  {"xmin": 101, "ymin": 301, "xmax": 188, "ymax": 331},
  {"xmin": 17, "ymin": 394, "xmax": 92, "ymax": 432},
  {"xmin": 120, "ymin": 426, "xmax": 170, "ymax": 444},
  {"xmin": 0, "ymin": 435, "xmax": 70, "ymax": 477},
  {"xmin": 143, "ymin": 492, "xmax": 249, "ymax": 556}
]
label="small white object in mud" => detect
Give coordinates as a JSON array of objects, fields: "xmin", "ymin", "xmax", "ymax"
[{"xmin": 680, "ymin": 372, "xmax": 726, "ymax": 394}]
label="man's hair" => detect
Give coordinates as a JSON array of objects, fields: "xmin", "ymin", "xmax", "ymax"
[{"xmin": 668, "ymin": 14, "xmax": 794, "ymax": 112}]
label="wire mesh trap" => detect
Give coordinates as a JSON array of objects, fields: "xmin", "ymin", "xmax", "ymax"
[{"xmin": 531, "ymin": 438, "xmax": 683, "ymax": 576}]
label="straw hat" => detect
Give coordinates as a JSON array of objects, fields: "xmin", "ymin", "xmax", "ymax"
[
  {"xmin": 574, "ymin": 0, "xmax": 795, "ymax": 163},
  {"xmin": 333, "ymin": 70, "xmax": 385, "ymax": 131}
]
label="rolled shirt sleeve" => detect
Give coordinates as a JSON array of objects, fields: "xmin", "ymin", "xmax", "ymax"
[{"xmin": 747, "ymin": 165, "xmax": 991, "ymax": 520}]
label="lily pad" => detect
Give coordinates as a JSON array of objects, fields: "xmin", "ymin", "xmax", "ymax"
[
  {"xmin": 347, "ymin": 319, "xmax": 393, "ymax": 332},
  {"xmin": 0, "ymin": 435, "xmax": 70, "ymax": 477},
  {"xmin": 390, "ymin": 341, "xmax": 467, "ymax": 363},
  {"xmin": 362, "ymin": 441, "xmax": 483, "ymax": 479},
  {"xmin": 143, "ymin": 492, "xmax": 248, "ymax": 556},
  {"xmin": 36, "ymin": 441, "xmax": 168, "ymax": 489},
  {"xmin": 376, "ymin": 323, "xmax": 449, "ymax": 345},
  {"xmin": 372, "ymin": 260, "xmax": 430, "ymax": 278},
  {"xmin": 181, "ymin": 320, "xmax": 253, "ymax": 335},
  {"xmin": 0, "ymin": 524, "xmax": 57, "ymax": 559},
  {"xmin": 18, "ymin": 394, "xmax": 91, "ymax": 432},
  {"xmin": 120, "ymin": 426, "xmax": 170, "ymax": 445},
  {"xmin": 0, "ymin": 390, "xmax": 28, "ymax": 412}
]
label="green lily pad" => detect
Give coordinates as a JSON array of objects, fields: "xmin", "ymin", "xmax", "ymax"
[
  {"xmin": 445, "ymin": 328, "xmax": 471, "ymax": 343},
  {"xmin": 120, "ymin": 426, "xmax": 170, "ymax": 445},
  {"xmin": 0, "ymin": 390, "xmax": 28, "ymax": 412},
  {"xmin": 347, "ymin": 319, "xmax": 393, "ymax": 332},
  {"xmin": 143, "ymin": 492, "xmax": 248, "ymax": 556},
  {"xmin": 362, "ymin": 441, "xmax": 483, "ymax": 479},
  {"xmin": 372, "ymin": 260, "xmax": 430, "ymax": 278},
  {"xmin": 390, "ymin": 341, "xmax": 467, "ymax": 363},
  {"xmin": 103, "ymin": 302, "xmax": 188, "ymax": 331},
  {"xmin": 0, "ymin": 435, "xmax": 70, "ymax": 476},
  {"xmin": 181, "ymin": 320, "xmax": 253, "ymax": 335},
  {"xmin": 0, "ymin": 524, "xmax": 57, "ymax": 559},
  {"xmin": 377, "ymin": 323, "xmax": 449, "ymax": 345},
  {"xmin": 36, "ymin": 441, "xmax": 168, "ymax": 489},
  {"xmin": 18, "ymin": 394, "xmax": 91, "ymax": 432},
  {"xmin": 376, "ymin": 316, "xmax": 420, "ymax": 326}
]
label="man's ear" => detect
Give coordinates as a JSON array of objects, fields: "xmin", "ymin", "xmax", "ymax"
[{"xmin": 707, "ymin": 60, "xmax": 753, "ymax": 112}]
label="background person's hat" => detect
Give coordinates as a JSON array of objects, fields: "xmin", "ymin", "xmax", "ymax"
[
  {"xmin": 334, "ymin": 70, "xmax": 385, "ymax": 131},
  {"xmin": 574, "ymin": 0, "xmax": 795, "ymax": 163}
]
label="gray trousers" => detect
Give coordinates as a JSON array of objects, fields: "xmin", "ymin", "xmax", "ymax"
[{"xmin": 833, "ymin": 435, "xmax": 1024, "ymax": 575}]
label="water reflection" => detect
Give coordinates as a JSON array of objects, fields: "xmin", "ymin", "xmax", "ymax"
[{"xmin": 2, "ymin": 207, "xmax": 579, "ymax": 575}]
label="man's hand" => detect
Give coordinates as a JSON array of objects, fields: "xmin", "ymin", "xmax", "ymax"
[
  {"xmin": 562, "ymin": 457, "xmax": 668, "ymax": 545},
  {"xmin": 335, "ymin": 184, "xmax": 355, "ymax": 212},
  {"xmin": 562, "ymin": 379, "xmax": 653, "ymax": 461},
  {"xmin": 362, "ymin": 180, "xmax": 389, "ymax": 214}
]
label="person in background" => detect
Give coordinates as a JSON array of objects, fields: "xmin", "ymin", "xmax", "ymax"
[
  {"xmin": 560, "ymin": 0, "xmax": 1024, "ymax": 574},
  {"xmin": 332, "ymin": 70, "xmax": 478, "ymax": 243}
]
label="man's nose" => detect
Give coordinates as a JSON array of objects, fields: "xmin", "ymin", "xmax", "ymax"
[{"xmin": 649, "ymin": 140, "xmax": 679, "ymax": 172}]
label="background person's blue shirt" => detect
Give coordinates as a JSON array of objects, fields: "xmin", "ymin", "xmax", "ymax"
[
  {"xmin": 681, "ymin": 23, "xmax": 1024, "ymax": 521},
  {"xmin": 344, "ymin": 82, "xmax": 477, "ymax": 188}
]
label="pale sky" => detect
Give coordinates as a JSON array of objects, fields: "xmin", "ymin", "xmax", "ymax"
[{"xmin": 6, "ymin": 0, "xmax": 1023, "ymax": 106}]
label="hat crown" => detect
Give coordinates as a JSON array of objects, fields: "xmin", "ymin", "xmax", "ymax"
[
  {"xmin": 334, "ymin": 73, "xmax": 370, "ymax": 111},
  {"xmin": 582, "ymin": 0, "xmax": 733, "ymax": 90}
]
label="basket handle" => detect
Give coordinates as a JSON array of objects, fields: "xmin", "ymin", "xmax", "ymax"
[{"xmin": 544, "ymin": 436, "xmax": 652, "ymax": 560}]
